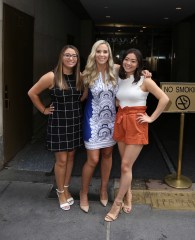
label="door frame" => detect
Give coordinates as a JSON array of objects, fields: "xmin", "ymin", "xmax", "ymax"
[{"xmin": 2, "ymin": 4, "xmax": 34, "ymax": 164}]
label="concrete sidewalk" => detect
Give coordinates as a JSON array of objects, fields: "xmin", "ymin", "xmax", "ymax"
[
  {"xmin": 0, "ymin": 173, "xmax": 195, "ymax": 240},
  {"xmin": 1, "ymin": 111, "xmax": 195, "ymax": 239}
]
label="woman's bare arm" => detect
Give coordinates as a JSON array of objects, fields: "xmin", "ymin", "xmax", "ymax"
[{"xmin": 28, "ymin": 71, "xmax": 54, "ymax": 114}]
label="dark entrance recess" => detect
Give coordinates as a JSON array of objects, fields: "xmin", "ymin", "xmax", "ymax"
[{"xmin": 3, "ymin": 4, "xmax": 34, "ymax": 164}]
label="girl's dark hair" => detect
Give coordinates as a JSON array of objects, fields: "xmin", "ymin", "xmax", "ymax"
[
  {"xmin": 119, "ymin": 48, "xmax": 143, "ymax": 84},
  {"xmin": 54, "ymin": 45, "xmax": 82, "ymax": 90}
]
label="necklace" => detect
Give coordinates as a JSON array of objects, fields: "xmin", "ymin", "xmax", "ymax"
[
  {"xmin": 64, "ymin": 74, "xmax": 70, "ymax": 81},
  {"xmin": 64, "ymin": 74, "xmax": 73, "ymax": 90}
]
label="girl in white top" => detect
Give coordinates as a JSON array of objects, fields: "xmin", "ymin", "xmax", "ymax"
[{"xmin": 105, "ymin": 48, "xmax": 169, "ymax": 222}]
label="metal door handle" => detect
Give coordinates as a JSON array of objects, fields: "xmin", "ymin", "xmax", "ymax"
[{"xmin": 4, "ymin": 99, "xmax": 10, "ymax": 110}]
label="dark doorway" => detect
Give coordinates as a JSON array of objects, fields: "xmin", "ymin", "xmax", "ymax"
[{"xmin": 3, "ymin": 4, "xmax": 34, "ymax": 164}]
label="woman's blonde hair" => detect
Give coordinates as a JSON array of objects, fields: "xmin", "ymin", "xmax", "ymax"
[
  {"xmin": 54, "ymin": 45, "xmax": 82, "ymax": 90},
  {"xmin": 83, "ymin": 40, "xmax": 116, "ymax": 87}
]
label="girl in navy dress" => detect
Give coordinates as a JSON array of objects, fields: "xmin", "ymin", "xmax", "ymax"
[{"xmin": 28, "ymin": 45, "xmax": 84, "ymax": 211}]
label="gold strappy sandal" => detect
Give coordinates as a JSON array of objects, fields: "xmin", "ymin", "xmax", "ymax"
[
  {"xmin": 104, "ymin": 201, "xmax": 123, "ymax": 222},
  {"xmin": 123, "ymin": 189, "xmax": 132, "ymax": 214}
]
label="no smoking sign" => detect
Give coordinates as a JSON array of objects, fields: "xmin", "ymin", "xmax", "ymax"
[{"xmin": 160, "ymin": 82, "xmax": 195, "ymax": 113}]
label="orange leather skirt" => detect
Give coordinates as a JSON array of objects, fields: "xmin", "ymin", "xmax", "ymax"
[{"xmin": 113, "ymin": 106, "xmax": 148, "ymax": 145}]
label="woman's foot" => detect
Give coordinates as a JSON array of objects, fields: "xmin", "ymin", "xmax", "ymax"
[
  {"xmin": 56, "ymin": 189, "xmax": 70, "ymax": 211},
  {"xmin": 100, "ymin": 190, "xmax": 108, "ymax": 207},
  {"xmin": 64, "ymin": 185, "xmax": 74, "ymax": 205},
  {"xmin": 79, "ymin": 191, "xmax": 89, "ymax": 213},
  {"xmin": 123, "ymin": 189, "xmax": 132, "ymax": 214},
  {"xmin": 104, "ymin": 201, "xmax": 123, "ymax": 222}
]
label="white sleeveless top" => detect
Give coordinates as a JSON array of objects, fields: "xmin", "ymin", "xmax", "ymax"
[{"xmin": 116, "ymin": 75, "xmax": 149, "ymax": 108}]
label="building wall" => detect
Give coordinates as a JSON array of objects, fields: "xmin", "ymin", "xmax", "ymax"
[
  {"xmin": 172, "ymin": 14, "xmax": 195, "ymax": 82},
  {"xmin": 0, "ymin": 0, "xmax": 4, "ymax": 168},
  {"xmin": 172, "ymin": 22, "xmax": 190, "ymax": 82},
  {"xmin": 0, "ymin": 0, "xmax": 85, "ymax": 169},
  {"xmin": 189, "ymin": 15, "xmax": 195, "ymax": 82}
]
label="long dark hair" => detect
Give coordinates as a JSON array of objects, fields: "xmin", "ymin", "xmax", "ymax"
[
  {"xmin": 119, "ymin": 48, "xmax": 143, "ymax": 84},
  {"xmin": 54, "ymin": 45, "xmax": 82, "ymax": 90}
]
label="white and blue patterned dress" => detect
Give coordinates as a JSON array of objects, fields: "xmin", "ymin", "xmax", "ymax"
[{"xmin": 83, "ymin": 73, "xmax": 118, "ymax": 149}]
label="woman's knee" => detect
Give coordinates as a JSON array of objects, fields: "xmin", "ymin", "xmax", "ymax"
[
  {"xmin": 55, "ymin": 159, "xmax": 66, "ymax": 168},
  {"xmin": 68, "ymin": 151, "xmax": 75, "ymax": 161},
  {"xmin": 55, "ymin": 153, "xmax": 67, "ymax": 167},
  {"xmin": 87, "ymin": 156, "xmax": 99, "ymax": 167},
  {"xmin": 101, "ymin": 149, "xmax": 112, "ymax": 160},
  {"xmin": 121, "ymin": 162, "xmax": 131, "ymax": 174}
]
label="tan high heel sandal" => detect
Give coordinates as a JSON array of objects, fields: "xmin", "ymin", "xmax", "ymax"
[
  {"xmin": 79, "ymin": 191, "xmax": 89, "ymax": 213},
  {"xmin": 100, "ymin": 191, "xmax": 108, "ymax": 207},
  {"xmin": 56, "ymin": 189, "xmax": 70, "ymax": 211},
  {"xmin": 64, "ymin": 185, "xmax": 74, "ymax": 206},
  {"xmin": 104, "ymin": 201, "xmax": 123, "ymax": 222},
  {"xmin": 123, "ymin": 190, "xmax": 132, "ymax": 214}
]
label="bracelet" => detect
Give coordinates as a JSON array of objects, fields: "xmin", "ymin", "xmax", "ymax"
[{"xmin": 42, "ymin": 108, "xmax": 46, "ymax": 114}]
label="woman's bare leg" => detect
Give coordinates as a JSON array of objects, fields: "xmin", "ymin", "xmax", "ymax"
[
  {"xmin": 54, "ymin": 151, "xmax": 68, "ymax": 205},
  {"xmin": 80, "ymin": 149, "xmax": 100, "ymax": 210},
  {"xmin": 100, "ymin": 146, "xmax": 113, "ymax": 202},
  {"xmin": 64, "ymin": 150, "xmax": 75, "ymax": 201},
  {"xmin": 118, "ymin": 141, "xmax": 132, "ymax": 209},
  {"xmin": 118, "ymin": 142, "xmax": 125, "ymax": 159},
  {"xmin": 115, "ymin": 144, "xmax": 143, "ymax": 202},
  {"xmin": 105, "ymin": 144, "xmax": 143, "ymax": 219}
]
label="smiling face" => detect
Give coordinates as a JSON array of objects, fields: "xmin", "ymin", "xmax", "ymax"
[
  {"xmin": 123, "ymin": 53, "xmax": 138, "ymax": 77},
  {"xmin": 95, "ymin": 43, "xmax": 109, "ymax": 66},
  {"xmin": 62, "ymin": 48, "xmax": 78, "ymax": 70}
]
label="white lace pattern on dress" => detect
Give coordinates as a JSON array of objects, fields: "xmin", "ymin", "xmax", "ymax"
[{"xmin": 84, "ymin": 73, "xmax": 118, "ymax": 149}]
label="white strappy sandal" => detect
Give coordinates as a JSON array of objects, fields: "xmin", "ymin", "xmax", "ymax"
[
  {"xmin": 56, "ymin": 189, "xmax": 70, "ymax": 211},
  {"xmin": 64, "ymin": 185, "xmax": 74, "ymax": 206}
]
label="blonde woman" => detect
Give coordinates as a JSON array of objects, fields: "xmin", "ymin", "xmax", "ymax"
[
  {"xmin": 79, "ymin": 40, "xmax": 118, "ymax": 212},
  {"xmin": 28, "ymin": 45, "xmax": 84, "ymax": 211},
  {"xmin": 80, "ymin": 40, "xmax": 151, "ymax": 212}
]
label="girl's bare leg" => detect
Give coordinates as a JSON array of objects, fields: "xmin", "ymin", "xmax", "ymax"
[
  {"xmin": 105, "ymin": 144, "xmax": 143, "ymax": 220},
  {"xmin": 80, "ymin": 149, "xmax": 100, "ymax": 211},
  {"xmin": 54, "ymin": 152, "xmax": 68, "ymax": 205},
  {"xmin": 100, "ymin": 146, "xmax": 113, "ymax": 205},
  {"xmin": 64, "ymin": 150, "xmax": 75, "ymax": 204}
]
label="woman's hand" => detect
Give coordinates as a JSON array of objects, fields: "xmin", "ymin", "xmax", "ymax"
[
  {"xmin": 137, "ymin": 113, "xmax": 153, "ymax": 123},
  {"xmin": 80, "ymin": 87, "xmax": 88, "ymax": 101},
  {"xmin": 43, "ymin": 104, "xmax": 55, "ymax": 115},
  {"xmin": 142, "ymin": 70, "xmax": 152, "ymax": 78},
  {"xmin": 115, "ymin": 98, "xmax": 119, "ymax": 107}
]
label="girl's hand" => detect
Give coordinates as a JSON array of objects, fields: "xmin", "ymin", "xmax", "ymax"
[
  {"xmin": 43, "ymin": 104, "xmax": 55, "ymax": 115},
  {"xmin": 137, "ymin": 113, "xmax": 153, "ymax": 123},
  {"xmin": 80, "ymin": 87, "xmax": 88, "ymax": 101},
  {"xmin": 142, "ymin": 70, "xmax": 152, "ymax": 78},
  {"xmin": 115, "ymin": 98, "xmax": 119, "ymax": 107}
]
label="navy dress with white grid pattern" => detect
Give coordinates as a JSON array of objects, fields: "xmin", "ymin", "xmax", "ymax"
[{"xmin": 46, "ymin": 74, "xmax": 83, "ymax": 152}]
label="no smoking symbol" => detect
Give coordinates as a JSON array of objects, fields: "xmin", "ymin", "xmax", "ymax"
[{"xmin": 175, "ymin": 95, "xmax": 190, "ymax": 110}]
